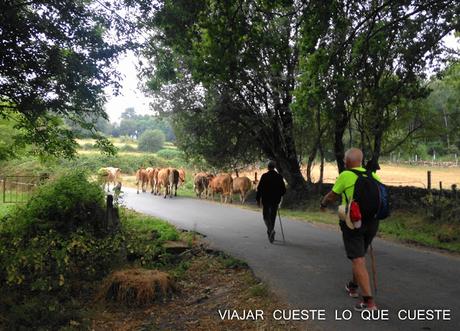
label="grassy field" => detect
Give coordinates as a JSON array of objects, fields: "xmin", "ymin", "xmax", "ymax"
[{"xmin": 241, "ymin": 162, "xmax": 460, "ymax": 189}]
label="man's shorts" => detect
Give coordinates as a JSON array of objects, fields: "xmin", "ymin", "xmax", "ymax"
[{"xmin": 339, "ymin": 219, "xmax": 379, "ymax": 260}]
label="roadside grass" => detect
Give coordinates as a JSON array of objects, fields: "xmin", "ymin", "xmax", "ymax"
[
  {"xmin": 276, "ymin": 206, "xmax": 460, "ymax": 253},
  {"xmin": 122, "ymin": 209, "xmax": 180, "ymax": 242}
]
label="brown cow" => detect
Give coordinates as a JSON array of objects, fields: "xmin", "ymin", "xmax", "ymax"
[
  {"xmin": 178, "ymin": 169, "xmax": 186, "ymax": 187},
  {"xmin": 168, "ymin": 168, "xmax": 180, "ymax": 198},
  {"xmin": 157, "ymin": 168, "xmax": 171, "ymax": 198},
  {"xmin": 193, "ymin": 172, "xmax": 211, "ymax": 199},
  {"xmin": 135, "ymin": 167, "xmax": 149, "ymax": 194},
  {"xmin": 151, "ymin": 168, "xmax": 160, "ymax": 194},
  {"xmin": 232, "ymin": 176, "xmax": 252, "ymax": 204},
  {"xmin": 99, "ymin": 167, "xmax": 121, "ymax": 192},
  {"xmin": 208, "ymin": 173, "xmax": 233, "ymax": 203},
  {"xmin": 146, "ymin": 167, "xmax": 159, "ymax": 194}
]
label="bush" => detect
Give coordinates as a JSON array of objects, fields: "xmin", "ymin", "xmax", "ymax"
[
  {"xmin": 156, "ymin": 148, "xmax": 183, "ymax": 160},
  {"xmin": 0, "ymin": 173, "xmax": 181, "ymax": 329},
  {"xmin": 9, "ymin": 171, "xmax": 106, "ymax": 235},
  {"xmin": 138, "ymin": 129, "xmax": 165, "ymax": 153},
  {"xmin": 118, "ymin": 135, "xmax": 136, "ymax": 144},
  {"xmin": 82, "ymin": 142, "xmax": 96, "ymax": 150},
  {"xmin": 0, "ymin": 172, "xmax": 126, "ymax": 329},
  {"xmin": 120, "ymin": 144, "xmax": 137, "ymax": 152}
]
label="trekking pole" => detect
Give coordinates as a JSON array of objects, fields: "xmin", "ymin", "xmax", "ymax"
[
  {"xmin": 369, "ymin": 244, "xmax": 377, "ymax": 295},
  {"xmin": 277, "ymin": 209, "xmax": 286, "ymax": 244}
]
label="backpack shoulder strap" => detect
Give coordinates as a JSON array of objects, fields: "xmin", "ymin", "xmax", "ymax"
[
  {"xmin": 346, "ymin": 168, "xmax": 365, "ymax": 176},
  {"xmin": 347, "ymin": 168, "xmax": 376, "ymax": 179}
]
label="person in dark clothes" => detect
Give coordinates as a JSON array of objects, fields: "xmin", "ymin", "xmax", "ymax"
[{"xmin": 256, "ymin": 160, "xmax": 286, "ymax": 243}]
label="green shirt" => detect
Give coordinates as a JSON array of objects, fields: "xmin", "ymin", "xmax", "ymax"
[{"xmin": 332, "ymin": 167, "xmax": 381, "ymax": 205}]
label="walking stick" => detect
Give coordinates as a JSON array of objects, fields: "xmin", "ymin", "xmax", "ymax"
[
  {"xmin": 369, "ymin": 244, "xmax": 377, "ymax": 295},
  {"xmin": 277, "ymin": 209, "xmax": 286, "ymax": 244}
]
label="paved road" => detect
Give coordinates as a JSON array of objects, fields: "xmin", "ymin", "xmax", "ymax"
[{"xmin": 123, "ymin": 188, "xmax": 460, "ymax": 331}]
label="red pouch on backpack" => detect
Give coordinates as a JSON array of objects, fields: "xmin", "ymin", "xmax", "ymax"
[{"xmin": 350, "ymin": 201, "xmax": 362, "ymax": 222}]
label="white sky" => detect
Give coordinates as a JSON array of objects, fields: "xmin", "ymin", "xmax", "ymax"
[
  {"xmin": 104, "ymin": 50, "xmax": 152, "ymax": 123},
  {"xmin": 104, "ymin": 33, "xmax": 459, "ymax": 124}
]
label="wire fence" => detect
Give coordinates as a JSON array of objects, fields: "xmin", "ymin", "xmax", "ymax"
[{"xmin": 1, "ymin": 176, "xmax": 45, "ymax": 203}]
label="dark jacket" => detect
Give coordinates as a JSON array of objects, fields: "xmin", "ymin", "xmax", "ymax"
[{"xmin": 256, "ymin": 170, "xmax": 286, "ymax": 205}]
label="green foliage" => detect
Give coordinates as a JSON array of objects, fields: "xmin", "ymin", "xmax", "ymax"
[
  {"xmin": 110, "ymin": 109, "xmax": 176, "ymax": 141},
  {"xmin": 155, "ymin": 148, "xmax": 184, "ymax": 160},
  {"xmin": 119, "ymin": 144, "xmax": 137, "ymax": 152},
  {"xmin": 248, "ymin": 283, "xmax": 269, "ymax": 298},
  {"xmin": 0, "ymin": 173, "xmax": 180, "ymax": 329},
  {"xmin": 122, "ymin": 210, "xmax": 179, "ymax": 242},
  {"xmin": 82, "ymin": 142, "xmax": 97, "ymax": 150},
  {"xmin": 143, "ymin": 0, "xmax": 307, "ymax": 189},
  {"xmin": 0, "ymin": 0, "xmax": 139, "ymax": 158},
  {"xmin": 216, "ymin": 253, "xmax": 248, "ymax": 269},
  {"xmin": 138, "ymin": 129, "xmax": 166, "ymax": 153},
  {"xmin": 118, "ymin": 135, "xmax": 137, "ymax": 144},
  {"xmin": 171, "ymin": 92, "xmax": 262, "ymax": 170},
  {"xmin": 1, "ymin": 172, "xmax": 105, "ymax": 237},
  {"xmin": 0, "ymin": 150, "xmax": 185, "ymax": 178}
]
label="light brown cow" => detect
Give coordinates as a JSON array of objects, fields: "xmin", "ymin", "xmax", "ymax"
[
  {"xmin": 178, "ymin": 169, "xmax": 186, "ymax": 187},
  {"xmin": 146, "ymin": 167, "xmax": 159, "ymax": 194},
  {"xmin": 99, "ymin": 167, "xmax": 122, "ymax": 192},
  {"xmin": 135, "ymin": 167, "xmax": 149, "ymax": 194},
  {"xmin": 151, "ymin": 168, "xmax": 160, "ymax": 194},
  {"xmin": 157, "ymin": 168, "xmax": 171, "ymax": 198},
  {"xmin": 168, "ymin": 168, "xmax": 180, "ymax": 198},
  {"xmin": 208, "ymin": 173, "xmax": 233, "ymax": 203},
  {"xmin": 193, "ymin": 172, "xmax": 211, "ymax": 199},
  {"xmin": 232, "ymin": 176, "xmax": 252, "ymax": 204}
]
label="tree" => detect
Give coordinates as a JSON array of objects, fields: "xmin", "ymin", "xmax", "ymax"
[
  {"xmin": 138, "ymin": 129, "xmax": 165, "ymax": 153},
  {"xmin": 0, "ymin": 0, "xmax": 143, "ymax": 158},
  {"xmin": 143, "ymin": 0, "xmax": 309, "ymax": 194},
  {"xmin": 171, "ymin": 87, "xmax": 262, "ymax": 171},
  {"xmin": 295, "ymin": 0, "xmax": 459, "ymax": 172}
]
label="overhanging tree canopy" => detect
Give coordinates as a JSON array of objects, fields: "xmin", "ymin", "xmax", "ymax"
[{"xmin": 0, "ymin": 0, "xmax": 145, "ymax": 158}]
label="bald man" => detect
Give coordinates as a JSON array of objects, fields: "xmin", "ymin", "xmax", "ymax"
[{"xmin": 320, "ymin": 148, "xmax": 381, "ymax": 311}]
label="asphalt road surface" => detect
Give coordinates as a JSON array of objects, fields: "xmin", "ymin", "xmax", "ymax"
[{"xmin": 123, "ymin": 188, "xmax": 460, "ymax": 331}]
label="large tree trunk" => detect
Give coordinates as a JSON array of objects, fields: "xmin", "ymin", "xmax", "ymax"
[
  {"xmin": 306, "ymin": 144, "xmax": 318, "ymax": 184},
  {"xmin": 334, "ymin": 96, "xmax": 349, "ymax": 173},
  {"xmin": 259, "ymin": 108, "xmax": 307, "ymax": 197}
]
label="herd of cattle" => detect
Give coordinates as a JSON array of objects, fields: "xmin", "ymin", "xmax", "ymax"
[
  {"xmin": 135, "ymin": 167, "xmax": 185, "ymax": 198},
  {"xmin": 98, "ymin": 166, "xmax": 258, "ymax": 204}
]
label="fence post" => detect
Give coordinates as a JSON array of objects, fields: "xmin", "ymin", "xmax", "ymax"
[
  {"xmin": 105, "ymin": 195, "xmax": 113, "ymax": 229},
  {"xmin": 105, "ymin": 194, "xmax": 120, "ymax": 231},
  {"xmin": 427, "ymin": 171, "xmax": 431, "ymax": 192},
  {"xmin": 439, "ymin": 181, "xmax": 443, "ymax": 197},
  {"xmin": 452, "ymin": 184, "xmax": 457, "ymax": 201}
]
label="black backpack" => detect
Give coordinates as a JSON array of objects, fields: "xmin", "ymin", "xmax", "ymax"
[{"xmin": 347, "ymin": 169, "xmax": 390, "ymax": 221}]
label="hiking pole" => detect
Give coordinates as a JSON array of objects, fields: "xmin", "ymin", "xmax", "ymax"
[
  {"xmin": 277, "ymin": 209, "xmax": 286, "ymax": 244},
  {"xmin": 369, "ymin": 244, "xmax": 378, "ymax": 295}
]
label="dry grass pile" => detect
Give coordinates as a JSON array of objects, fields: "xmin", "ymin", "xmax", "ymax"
[{"xmin": 98, "ymin": 268, "xmax": 176, "ymax": 306}]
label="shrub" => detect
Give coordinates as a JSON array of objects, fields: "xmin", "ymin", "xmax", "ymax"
[
  {"xmin": 82, "ymin": 142, "xmax": 96, "ymax": 150},
  {"xmin": 118, "ymin": 135, "xmax": 136, "ymax": 144},
  {"xmin": 0, "ymin": 173, "xmax": 181, "ymax": 329},
  {"xmin": 156, "ymin": 148, "xmax": 183, "ymax": 160},
  {"xmin": 10, "ymin": 171, "xmax": 106, "ymax": 235},
  {"xmin": 120, "ymin": 144, "xmax": 137, "ymax": 152},
  {"xmin": 138, "ymin": 129, "xmax": 165, "ymax": 153}
]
